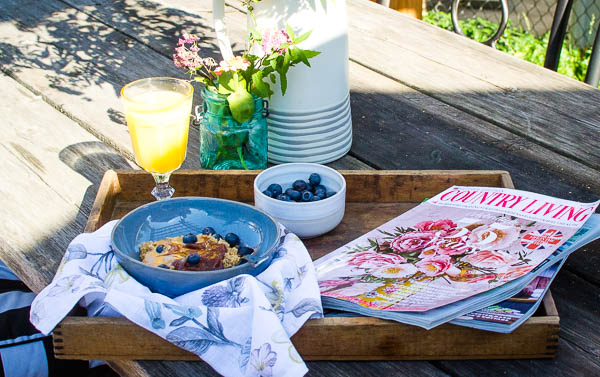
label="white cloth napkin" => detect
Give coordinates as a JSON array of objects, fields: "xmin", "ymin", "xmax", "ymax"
[{"xmin": 30, "ymin": 220, "xmax": 323, "ymax": 377}]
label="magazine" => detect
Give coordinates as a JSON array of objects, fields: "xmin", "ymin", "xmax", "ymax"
[
  {"xmin": 449, "ymin": 259, "xmax": 564, "ymax": 333},
  {"xmin": 315, "ymin": 186, "xmax": 599, "ymax": 327},
  {"xmin": 319, "ymin": 214, "xmax": 600, "ymax": 329}
]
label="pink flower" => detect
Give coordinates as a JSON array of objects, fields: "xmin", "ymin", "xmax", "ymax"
[
  {"xmin": 370, "ymin": 263, "xmax": 418, "ymax": 279},
  {"xmin": 418, "ymin": 248, "xmax": 437, "ymax": 259},
  {"xmin": 499, "ymin": 265, "xmax": 533, "ymax": 281},
  {"xmin": 414, "ymin": 219, "xmax": 456, "ymax": 233},
  {"xmin": 436, "ymin": 238, "xmax": 472, "ymax": 256},
  {"xmin": 261, "ymin": 29, "xmax": 292, "ymax": 54},
  {"xmin": 415, "ymin": 255, "xmax": 454, "ymax": 276},
  {"xmin": 390, "ymin": 231, "xmax": 436, "ymax": 252},
  {"xmin": 469, "ymin": 223, "xmax": 520, "ymax": 250},
  {"xmin": 461, "ymin": 249, "xmax": 519, "ymax": 270},
  {"xmin": 181, "ymin": 32, "xmax": 199, "ymax": 44},
  {"xmin": 348, "ymin": 251, "xmax": 407, "ymax": 269}
]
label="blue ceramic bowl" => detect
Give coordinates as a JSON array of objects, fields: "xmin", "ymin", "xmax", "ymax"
[{"xmin": 111, "ymin": 197, "xmax": 280, "ymax": 297}]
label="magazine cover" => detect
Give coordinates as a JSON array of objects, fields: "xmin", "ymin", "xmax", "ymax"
[{"xmin": 316, "ymin": 186, "xmax": 599, "ymax": 312}]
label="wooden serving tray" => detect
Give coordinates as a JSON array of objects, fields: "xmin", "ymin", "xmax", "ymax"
[{"xmin": 53, "ymin": 169, "xmax": 560, "ymax": 360}]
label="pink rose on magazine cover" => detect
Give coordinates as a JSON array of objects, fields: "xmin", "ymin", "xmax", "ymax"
[
  {"xmin": 415, "ymin": 255, "xmax": 455, "ymax": 276},
  {"xmin": 436, "ymin": 231, "xmax": 472, "ymax": 256},
  {"xmin": 370, "ymin": 263, "xmax": 418, "ymax": 279},
  {"xmin": 461, "ymin": 249, "xmax": 519, "ymax": 270},
  {"xmin": 418, "ymin": 248, "xmax": 437, "ymax": 259},
  {"xmin": 390, "ymin": 232, "xmax": 436, "ymax": 252},
  {"xmin": 468, "ymin": 223, "xmax": 520, "ymax": 250},
  {"xmin": 499, "ymin": 264, "xmax": 533, "ymax": 281},
  {"xmin": 414, "ymin": 219, "xmax": 457, "ymax": 234},
  {"xmin": 348, "ymin": 251, "xmax": 407, "ymax": 269}
]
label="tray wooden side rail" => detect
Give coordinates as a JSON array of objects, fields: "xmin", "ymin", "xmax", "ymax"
[{"xmin": 54, "ymin": 169, "xmax": 560, "ymax": 360}]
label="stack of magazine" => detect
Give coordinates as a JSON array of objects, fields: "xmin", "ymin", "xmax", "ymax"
[{"xmin": 315, "ymin": 186, "xmax": 600, "ymax": 332}]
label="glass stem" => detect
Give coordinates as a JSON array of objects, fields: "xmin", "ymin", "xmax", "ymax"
[{"xmin": 151, "ymin": 172, "xmax": 175, "ymax": 201}]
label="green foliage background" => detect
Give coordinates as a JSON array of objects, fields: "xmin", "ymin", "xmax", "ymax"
[{"xmin": 423, "ymin": 11, "xmax": 593, "ymax": 85}]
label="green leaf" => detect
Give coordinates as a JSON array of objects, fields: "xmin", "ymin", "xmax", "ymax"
[
  {"xmin": 217, "ymin": 72, "xmax": 235, "ymax": 94},
  {"xmin": 292, "ymin": 46, "xmax": 310, "ymax": 67},
  {"xmin": 279, "ymin": 72, "xmax": 287, "ymax": 95},
  {"xmin": 301, "ymin": 49, "xmax": 321, "ymax": 59},
  {"xmin": 283, "ymin": 49, "xmax": 291, "ymax": 74},
  {"xmin": 285, "ymin": 24, "xmax": 296, "ymax": 41},
  {"xmin": 251, "ymin": 71, "xmax": 272, "ymax": 98},
  {"xmin": 294, "ymin": 30, "xmax": 313, "ymax": 44},
  {"xmin": 269, "ymin": 73, "xmax": 276, "ymax": 84}
]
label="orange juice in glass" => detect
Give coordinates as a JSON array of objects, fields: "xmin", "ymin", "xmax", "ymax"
[{"xmin": 121, "ymin": 77, "xmax": 193, "ymax": 200}]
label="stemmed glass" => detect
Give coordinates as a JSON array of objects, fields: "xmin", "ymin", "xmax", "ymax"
[{"xmin": 121, "ymin": 77, "xmax": 193, "ymax": 200}]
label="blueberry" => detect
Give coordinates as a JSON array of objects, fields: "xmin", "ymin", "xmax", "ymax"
[
  {"xmin": 187, "ymin": 253, "xmax": 201, "ymax": 265},
  {"xmin": 267, "ymin": 183, "xmax": 283, "ymax": 197},
  {"xmin": 155, "ymin": 245, "xmax": 165, "ymax": 253},
  {"xmin": 285, "ymin": 188, "xmax": 301, "ymax": 201},
  {"xmin": 238, "ymin": 246, "xmax": 254, "ymax": 256},
  {"xmin": 182, "ymin": 233, "xmax": 197, "ymax": 244},
  {"xmin": 262, "ymin": 189, "xmax": 273, "ymax": 198},
  {"xmin": 306, "ymin": 183, "xmax": 314, "ymax": 193},
  {"xmin": 158, "ymin": 264, "xmax": 169, "ymax": 269},
  {"xmin": 315, "ymin": 184, "xmax": 327, "ymax": 193},
  {"xmin": 310, "ymin": 195, "xmax": 321, "ymax": 201},
  {"xmin": 326, "ymin": 191, "xmax": 337, "ymax": 198},
  {"xmin": 301, "ymin": 190, "xmax": 313, "ymax": 201},
  {"xmin": 224, "ymin": 233, "xmax": 240, "ymax": 247},
  {"xmin": 309, "ymin": 173, "xmax": 321, "ymax": 186},
  {"xmin": 276, "ymin": 194, "xmax": 291, "ymax": 201},
  {"xmin": 314, "ymin": 188, "xmax": 326, "ymax": 199},
  {"xmin": 292, "ymin": 180, "xmax": 307, "ymax": 192},
  {"xmin": 202, "ymin": 227, "xmax": 216, "ymax": 235},
  {"xmin": 214, "ymin": 234, "xmax": 223, "ymax": 241}
]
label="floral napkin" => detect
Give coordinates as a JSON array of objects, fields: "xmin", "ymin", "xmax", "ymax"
[{"xmin": 30, "ymin": 220, "xmax": 323, "ymax": 377}]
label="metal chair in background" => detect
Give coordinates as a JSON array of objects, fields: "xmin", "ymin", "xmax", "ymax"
[
  {"xmin": 450, "ymin": 0, "xmax": 509, "ymax": 48},
  {"xmin": 544, "ymin": 0, "xmax": 600, "ymax": 87}
]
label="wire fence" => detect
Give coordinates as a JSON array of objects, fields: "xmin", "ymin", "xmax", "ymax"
[{"xmin": 425, "ymin": 0, "xmax": 600, "ymax": 48}]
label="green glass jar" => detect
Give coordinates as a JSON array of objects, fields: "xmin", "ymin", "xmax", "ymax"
[{"xmin": 197, "ymin": 87, "xmax": 268, "ymax": 170}]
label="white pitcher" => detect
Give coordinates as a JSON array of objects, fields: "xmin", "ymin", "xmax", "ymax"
[{"xmin": 211, "ymin": 0, "xmax": 352, "ymax": 163}]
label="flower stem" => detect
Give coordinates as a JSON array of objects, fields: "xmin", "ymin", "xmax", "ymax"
[{"xmin": 237, "ymin": 146, "xmax": 248, "ymax": 170}]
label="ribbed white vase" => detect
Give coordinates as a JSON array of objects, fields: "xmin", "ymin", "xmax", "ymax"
[{"xmin": 212, "ymin": 0, "xmax": 352, "ymax": 163}]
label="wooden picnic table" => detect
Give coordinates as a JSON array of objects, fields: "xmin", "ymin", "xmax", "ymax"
[{"xmin": 1, "ymin": 0, "xmax": 599, "ymax": 376}]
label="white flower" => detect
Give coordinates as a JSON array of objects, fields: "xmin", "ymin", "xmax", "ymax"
[{"xmin": 370, "ymin": 263, "xmax": 418, "ymax": 279}]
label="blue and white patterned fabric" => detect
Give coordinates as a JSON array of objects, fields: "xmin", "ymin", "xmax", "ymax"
[
  {"xmin": 30, "ymin": 221, "xmax": 323, "ymax": 377},
  {"xmin": 0, "ymin": 262, "xmax": 88, "ymax": 377}
]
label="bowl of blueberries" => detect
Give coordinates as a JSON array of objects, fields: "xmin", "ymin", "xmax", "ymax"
[
  {"xmin": 254, "ymin": 163, "xmax": 346, "ymax": 238},
  {"xmin": 111, "ymin": 197, "xmax": 280, "ymax": 297}
]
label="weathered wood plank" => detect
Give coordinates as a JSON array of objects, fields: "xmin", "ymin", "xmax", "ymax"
[
  {"xmin": 0, "ymin": 0, "xmax": 201, "ymax": 169},
  {"xmin": 55, "ymin": 312, "xmax": 559, "ymax": 360},
  {"xmin": 344, "ymin": 0, "xmax": 600, "ymax": 171},
  {"xmin": 0, "ymin": 72, "xmax": 132, "ymax": 289}
]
